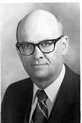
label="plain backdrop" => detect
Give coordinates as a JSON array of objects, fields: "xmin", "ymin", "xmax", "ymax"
[{"xmin": 1, "ymin": 3, "xmax": 80, "ymax": 100}]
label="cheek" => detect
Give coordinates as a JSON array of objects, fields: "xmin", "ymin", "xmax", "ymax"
[
  {"xmin": 47, "ymin": 52, "xmax": 62, "ymax": 68},
  {"xmin": 47, "ymin": 52, "xmax": 57, "ymax": 63},
  {"xmin": 20, "ymin": 56, "xmax": 32, "ymax": 70},
  {"xmin": 47, "ymin": 55, "xmax": 62, "ymax": 76}
]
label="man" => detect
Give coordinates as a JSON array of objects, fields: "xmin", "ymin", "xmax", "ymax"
[{"xmin": 2, "ymin": 9, "xmax": 80, "ymax": 123}]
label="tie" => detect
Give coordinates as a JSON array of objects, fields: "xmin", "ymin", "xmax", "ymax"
[{"xmin": 31, "ymin": 90, "xmax": 48, "ymax": 123}]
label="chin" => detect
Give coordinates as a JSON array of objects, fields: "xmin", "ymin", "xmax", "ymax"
[
  {"xmin": 30, "ymin": 71, "xmax": 49, "ymax": 80},
  {"xmin": 33, "ymin": 73, "xmax": 47, "ymax": 79}
]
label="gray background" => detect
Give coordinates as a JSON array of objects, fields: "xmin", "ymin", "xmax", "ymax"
[{"xmin": 1, "ymin": 3, "xmax": 80, "ymax": 100}]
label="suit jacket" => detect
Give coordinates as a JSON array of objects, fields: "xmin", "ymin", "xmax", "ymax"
[{"xmin": 2, "ymin": 65, "xmax": 80, "ymax": 123}]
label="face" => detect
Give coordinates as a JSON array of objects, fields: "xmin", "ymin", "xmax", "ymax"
[{"xmin": 17, "ymin": 10, "xmax": 68, "ymax": 88}]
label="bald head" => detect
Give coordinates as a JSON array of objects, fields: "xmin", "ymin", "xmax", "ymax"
[{"xmin": 16, "ymin": 9, "xmax": 63, "ymax": 42}]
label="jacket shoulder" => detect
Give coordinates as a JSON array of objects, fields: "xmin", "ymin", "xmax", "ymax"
[
  {"xmin": 2, "ymin": 78, "xmax": 33, "ymax": 106},
  {"xmin": 2, "ymin": 78, "xmax": 33, "ymax": 123},
  {"xmin": 65, "ymin": 65, "xmax": 80, "ymax": 84},
  {"xmin": 64, "ymin": 65, "xmax": 80, "ymax": 102},
  {"xmin": 6, "ymin": 77, "xmax": 33, "ymax": 93}
]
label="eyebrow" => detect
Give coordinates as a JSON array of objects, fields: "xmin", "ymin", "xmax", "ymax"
[
  {"xmin": 18, "ymin": 35, "xmax": 64, "ymax": 44},
  {"xmin": 19, "ymin": 39, "xmax": 54, "ymax": 45}
]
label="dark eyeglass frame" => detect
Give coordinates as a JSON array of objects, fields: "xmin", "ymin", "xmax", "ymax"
[{"xmin": 16, "ymin": 35, "xmax": 64, "ymax": 56}]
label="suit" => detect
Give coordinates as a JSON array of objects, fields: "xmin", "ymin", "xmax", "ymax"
[{"xmin": 2, "ymin": 65, "xmax": 80, "ymax": 123}]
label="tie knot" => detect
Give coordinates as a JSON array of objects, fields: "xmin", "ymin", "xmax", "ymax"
[{"xmin": 36, "ymin": 90, "xmax": 48, "ymax": 102}]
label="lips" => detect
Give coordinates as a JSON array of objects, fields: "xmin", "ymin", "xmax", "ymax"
[
  {"xmin": 32, "ymin": 63, "xmax": 48, "ymax": 66},
  {"xmin": 31, "ymin": 62, "xmax": 48, "ymax": 67}
]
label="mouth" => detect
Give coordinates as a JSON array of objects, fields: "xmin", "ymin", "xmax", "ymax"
[{"xmin": 31, "ymin": 63, "xmax": 48, "ymax": 68}]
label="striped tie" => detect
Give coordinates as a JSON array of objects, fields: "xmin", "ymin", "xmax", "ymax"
[{"xmin": 31, "ymin": 90, "xmax": 48, "ymax": 123}]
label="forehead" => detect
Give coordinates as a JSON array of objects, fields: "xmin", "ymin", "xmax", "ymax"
[{"xmin": 17, "ymin": 10, "xmax": 63, "ymax": 43}]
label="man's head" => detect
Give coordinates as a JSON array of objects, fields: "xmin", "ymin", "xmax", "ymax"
[{"xmin": 16, "ymin": 9, "xmax": 69, "ymax": 89}]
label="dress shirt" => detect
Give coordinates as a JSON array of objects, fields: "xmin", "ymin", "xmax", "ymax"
[{"xmin": 29, "ymin": 64, "xmax": 65, "ymax": 123}]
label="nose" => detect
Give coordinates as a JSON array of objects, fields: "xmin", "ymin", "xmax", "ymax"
[{"xmin": 33, "ymin": 46, "xmax": 43, "ymax": 59}]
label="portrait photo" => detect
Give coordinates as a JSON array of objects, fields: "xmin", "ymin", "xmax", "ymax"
[{"xmin": 1, "ymin": 2, "xmax": 80, "ymax": 123}]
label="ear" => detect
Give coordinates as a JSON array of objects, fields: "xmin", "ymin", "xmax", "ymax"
[{"xmin": 60, "ymin": 35, "xmax": 69, "ymax": 55}]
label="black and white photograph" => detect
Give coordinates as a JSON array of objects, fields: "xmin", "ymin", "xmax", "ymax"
[{"xmin": 1, "ymin": 2, "xmax": 80, "ymax": 123}]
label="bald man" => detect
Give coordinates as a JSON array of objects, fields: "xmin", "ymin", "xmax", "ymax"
[{"xmin": 2, "ymin": 9, "xmax": 80, "ymax": 123}]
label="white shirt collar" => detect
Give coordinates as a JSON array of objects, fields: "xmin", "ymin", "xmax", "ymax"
[
  {"xmin": 33, "ymin": 64, "xmax": 65, "ymax": 103},
  {"xmin": 45, "ymin": 64, "xmax": 65, "ymax": 102}
]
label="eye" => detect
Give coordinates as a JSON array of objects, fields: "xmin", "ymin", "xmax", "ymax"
[
  {"xmin": 41, "ymin": 40, "xmax": 53, "ymax": 47},
  {"xmin": 20, "ymin": 43, "xmax": 32, "ymax": 49}
]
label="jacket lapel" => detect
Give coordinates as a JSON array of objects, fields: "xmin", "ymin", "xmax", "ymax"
[
  {"xmin": 24, "ymin": 79, "xmax": 33, "ymax": 123},
  {"xmin": 48, "ymin": 65, "xmax": 73, "ymax": 123}
]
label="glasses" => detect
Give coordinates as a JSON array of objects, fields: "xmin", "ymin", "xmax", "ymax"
[{"xmin": 16, "ymin": 35, "xmax": 63, "ymax": 56}]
